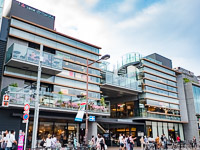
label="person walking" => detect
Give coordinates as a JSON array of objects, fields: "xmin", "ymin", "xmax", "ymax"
[
  {"xmin": 125, "ymin": 135, "xmax": 130, "ymax": 150},
  {"xmin": 119, "ymin": 134, "xmax": 123, "ymax": 150},
  {"xmin": 5, "ymin": 130, "xmax": 12, "ymax": 150},
  {"xmin": 1, "ymin": 133, "xmax": 7, "ymax": 150},
  {"xmin": 192, "ymin": 136, "xmax": 197, "ymax": 148},
  {"xmin": 155, "ymin": 135, "xmax": 160, "ymax": 150},
  {"xmin": 46, "ymin": 134, "xmax": 52, "ymax": 150},
  {"xmin": 140, "ymin": 136, "xmax": 144, "ymax": 150},
  {"xmin": 163, "ymin": 134, "xmax": 167, "ymax": 150},
  {"xmin": 89, "ymin": 135, "xmax": 96, "ymax": 150},
  {"xmin": 129, "ymin": 135, "xmax": 137, "ymax": 150},
  {"xmin": 99, "ymin": 135, "xmax": 105, "ymax": 150}
]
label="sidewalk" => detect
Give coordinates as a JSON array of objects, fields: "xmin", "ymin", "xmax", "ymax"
[{"xmin": 108, "ymin": 147, "xmax": 141, "ymax": 150}]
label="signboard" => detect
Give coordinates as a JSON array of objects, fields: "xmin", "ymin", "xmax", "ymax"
[
  {"xmin": 89, "ymin": 116, "xmax": 95, "ymax": 121},
  {"xmin": 24, "ymin": 104, "xmax": 30, "ymax": 111},
  {"xmin": 2, "ymin": 94, "xmax": 10, "ymax": 107},
  {"xmin": 75, "ymin": 103, "xmax": 86, "ymax": 122},
  {"xmin": 138, "ymin": 131, "xmax": 144, "ymax": 137},
  {"xmin": 18, "ymin": 130, "xmax": 24, "ymax": 150},
  {"xmin": 23, "ymin": 114, "xmax": 29, "ymax": 120}
]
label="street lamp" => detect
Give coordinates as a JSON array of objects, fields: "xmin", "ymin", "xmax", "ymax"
[{"xmin": 83, "ymin": 54, "xmax": 110, "ymax": 145}]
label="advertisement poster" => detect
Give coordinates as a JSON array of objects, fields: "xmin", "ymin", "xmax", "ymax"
[
  {"xmin": 75, "ymin": 103, "xmax": 86, "ymax": 122},
  {"xmin": 18, "ymin": 130, "xmax": 24, "ymax": 150}
]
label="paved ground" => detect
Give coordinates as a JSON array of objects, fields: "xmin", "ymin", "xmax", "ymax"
[{"xmin": 107, "ymin": 147, "xmax": 200, "ymax": 150}]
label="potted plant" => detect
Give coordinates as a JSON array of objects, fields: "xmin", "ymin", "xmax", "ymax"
[{"xmin": 9, "ymin": 83, "xmax": 18, "ymax": 87}]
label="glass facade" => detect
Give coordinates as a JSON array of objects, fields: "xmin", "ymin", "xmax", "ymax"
[
  {"xmin": 2, "ymin": 17, "xmax": 103, "ymax": 117},
  {"xmin": 192, "ymin": 85, "xmax": 200, "ymax": 114},
  {"xmin": 145, "ymin": 121, "xmax": 184, "ymax": 141},
  {"xmin": 140, "ymin": 58, "xmax": 180, "ymax": 121}
]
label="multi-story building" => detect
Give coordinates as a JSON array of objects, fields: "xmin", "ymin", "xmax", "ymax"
[
  {"xmin": 99, "ymin": 53, "xmax": 185, "ymax": 146},
  {"xmin": 0, "ymin": 0, "xmax": 5, "ymax": 30},
  {"xmin": 0, "ymin": 0, "xmax": 108, "ymax": 146},
  {"xmin": 174, "ymin": 67, "xmax": 200, "ymax": 140}
]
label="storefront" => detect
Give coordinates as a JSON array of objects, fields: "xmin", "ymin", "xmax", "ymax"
[
  {"xmin": 145, "ymin": 121, "xmax": 184, "ymax": 141},
  {"xmin": 97, "ymin": 119, "xmax": 145, "ymax": 146},
  {"xmin": 27, "ymin": 117, "xmax": 85, "ymax": 147}
]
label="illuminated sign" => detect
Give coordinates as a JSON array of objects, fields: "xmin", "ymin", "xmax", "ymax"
[{"xmin": 16, "ymin": 0, "xmax": 55, "ymax": 19}]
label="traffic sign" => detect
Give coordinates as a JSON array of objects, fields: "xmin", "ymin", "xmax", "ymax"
[
  {"xmin": 24, "ymin": 104, "xmax": 30, "ymax": 111},
  {"xmin": 23, "ymin": 111, "xmax": 29, "ymax": 114},
  {"xmin": 23, "ymin": 113, "xmax": 29, "ymax": 120},
  {"xmin": 22, "ymin": 120, "xmax": 28, "ymax": 123},
  {"xmin": 89, "ymin": 116, "xmax": 95, "ymax": 121},
  {"xmin": 2, "ymin": 94, "xmax": 10, "ymax": 107}
]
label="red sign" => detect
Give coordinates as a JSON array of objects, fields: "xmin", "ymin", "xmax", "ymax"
[
  {"xmin": 23, "ymin": 114, "xmax": 29, "ymax": 120},
  {"xmin": 24, "ymin": 104, "xmax": 30, "ymax": 111}
]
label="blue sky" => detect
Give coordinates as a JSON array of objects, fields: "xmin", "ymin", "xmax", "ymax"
[{"xmin": 6, "ymin": 0, "xmax": 200, "ymax": 75}]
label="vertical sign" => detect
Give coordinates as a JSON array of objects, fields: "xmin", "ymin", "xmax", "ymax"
[
  {"xmin": 18, "ymin": 130, "xmax": 24, "ymax": 150},
  {"xmin": 75, "ymin": 103, "xmax": 86, "ymax": 122}
]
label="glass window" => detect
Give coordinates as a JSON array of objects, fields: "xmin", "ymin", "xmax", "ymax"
[
  {"xmin": 158, "ymin": 122, "xmax": 163, "ymax": 137},
  {"xmin": 152, "ymin": 122, "xmax": 158, "ymax": 139},
  {"xmin": 192, "ymin": 85, "xmax": 200, "ymax": 114},
  {"xmin": 163, "ymin": 123, "xmax": 168, "ymax": 139},
  {"xmin": 143, "ymin": 67, "xmax": 176, "ymax": 81},
  {"xmin": 143, "ymin": 60, "xmax": 175, "ymax": 75}
]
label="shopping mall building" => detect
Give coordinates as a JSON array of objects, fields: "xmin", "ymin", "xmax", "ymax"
[{"xmin": 0, "ymin": 0, "xmax": 200, "ymax": 147}]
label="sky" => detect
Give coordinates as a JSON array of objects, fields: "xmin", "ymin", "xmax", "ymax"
[{"xmin": 5, "ymin": 0, "xmax": 200, "ymax": 75}]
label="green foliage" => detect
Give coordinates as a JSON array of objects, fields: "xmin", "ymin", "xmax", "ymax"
[
  {"xmin": 100, "ymin": 97, "xmax": 105, "ymax": 106},
  {"xmin": 58, "ymin": 91, "xmax": 63, "ymax": 94},
  {"xmin": 183, "ymin": 78, "xmax": 190, "ymax": 83},
  {"xmin": 57, "ymin": 99, "xmax": 62, "ymax": 103},
  {"xmin": 9, "ymin": 83, "xmax": 18, "ymax": 87}
]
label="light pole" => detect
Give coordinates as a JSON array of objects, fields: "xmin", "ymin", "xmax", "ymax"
[
  {"xmin": 83, "ymin": 54, "xmax": 110, "ymax": 145},
  {"xmin": 31, "ymin": 45, "xmax": 43, "ymax": 149}
]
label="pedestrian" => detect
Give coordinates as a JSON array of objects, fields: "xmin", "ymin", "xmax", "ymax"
[
  {"xmin": 144, "ymin": 136, "xmax": 148, "ymax": 150},
  {"xmin": 89, "ymin": 135, "xmax": 96, "ymax": 150},
  {"xmin": 1, "ymin": 133, "xmax": 7, "ymax": 150},
  {"xmin": 10, "ymin": 130, "xmax": 17, "ymax": 150},
  {"xmin": 163, "ymin": 134, "xmax": 167, "ymax": 150},
  {"xmin": 155, "ymin": 135, "xmax": 160, "ymax": 150},
  {"xmin": 96, "ymin": 134, "xmax": 101, "ymax": 150},
  {"xmin": 51, "ymin": 135, "xmax": 57, "ymax": 149},
  {"xmin": 99, "ymin": 135, "xmax": 105, "ymax": 150},
  {"xmin": 125, "ymin": 135, "xmax": 130, "ymax": 150},
  {"xmin": 140, "ymin": 136, "xmax": 144, "ymax": 150},
  {"xmin": 121, "ymin": 136, "xmax": 126, "ymax": 150},
  {"xmin": 40, "ymin": 137, "xmax": 46, "ymax": 148},
  {"xmin": 192, "ymin": 136, "xmax": 197, "ymax": 148},
  {"xmin": 119, "ymin": 134, "xmax": 123, "ymax": 150},
  {"xmin": 129, "ymin": 135, "xmax": 137, "ymax": 150},
  {"xmin": 55, "ymin": 139, "xmax": 61, "ymax": 150},
  {"xmin": 46, "ymin": 134, "xmax": 52, "ymax": 150}
]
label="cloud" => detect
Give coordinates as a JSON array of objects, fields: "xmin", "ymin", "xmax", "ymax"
[{"xmin": 16, "ymin": 0, "xmax": 200, "ymax": 75}]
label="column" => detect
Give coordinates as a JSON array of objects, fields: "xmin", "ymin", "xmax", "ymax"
[{"xmin": 88, "ymin": 122, "xmax": 97, "ymax": 140}]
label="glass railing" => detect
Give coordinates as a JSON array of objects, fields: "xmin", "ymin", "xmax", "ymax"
[
  {"xmin": 2, "ymin": 86, "xmax": 110, "ymax": 115},
  {"xmin": 117, "ymin": 52, "xmax": 142, "ymax": 70},
  {"xmin": 101, "ymin": 71, "xmax": 142, "ymax": 91},
  {"xmin": 135, "ymin": 108, "xmax": 181, "ymax": 121},
  {"xmin": 6, "ymin": 43, "xmax": 63, "ymax": 70}
]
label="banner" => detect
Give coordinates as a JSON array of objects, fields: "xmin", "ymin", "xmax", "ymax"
[
  {"xmin": 18, "ymin": 130, "xmax": 24, "ymax": 150},
  {"xmin": 75, "ymin": 103, "xmax": 86, "ymax": 122}
]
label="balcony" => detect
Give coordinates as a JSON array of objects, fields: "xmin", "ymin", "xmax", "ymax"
[
  {"xmin": 2, "ymin": 86, "xmax": 110, "ymax": 116},
  {"xmin": 134, "ymin": 108, "xmax": 181, "ymax": 121},
  {"xmin": 6, "ymin": 43, "xmax": 63, "ymax": 75},
  {"xmin": 101, "ymin": 71, "xmax": 142, "ymax": 97}
]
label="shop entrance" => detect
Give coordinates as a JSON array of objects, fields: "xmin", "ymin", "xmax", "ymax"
[
  {"xmin": 98, "ymin": 123, "xmax": 144, "ymax": 146},
  {"xmin": 28, "ymin": 119, "xmax": 79, "ymax": 147}
]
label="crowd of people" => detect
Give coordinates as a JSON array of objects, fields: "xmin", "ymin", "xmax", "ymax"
[
  {"xmin": 138, "ymin": 134, "xmax": 198, "ymax": 150},
  {"xmin": 118, "ymin": 134, "xmax": 137, "ymax": 150},
  {"xmin": 39, "ymin": 134, "xmax": 62, "ymax": 150},
  {"xmin": 0, "ymin": 130, "xmax": 17, "ymax": 150}
]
